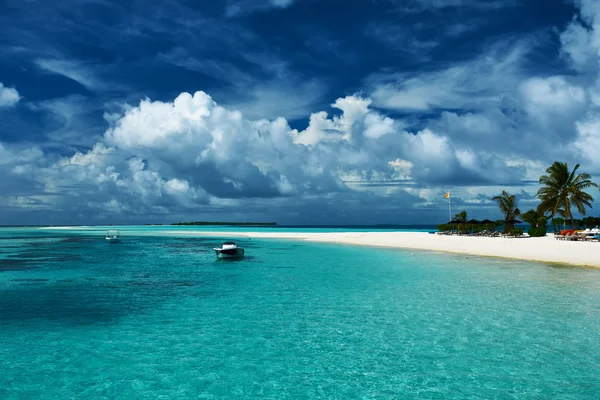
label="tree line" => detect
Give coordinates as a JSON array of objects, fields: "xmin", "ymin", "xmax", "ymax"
[{"xmin": 441, "ymin": 161, "xmax": 599, "ymax": 237}]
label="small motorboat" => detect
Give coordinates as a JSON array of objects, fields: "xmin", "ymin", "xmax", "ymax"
[
  {"xmin": 105, "ymin": 230, "xmax": 121, "ymax": 243},
  {"xmin": 214, "ymin": 241, "xmax": 245, "ymax": 259}
]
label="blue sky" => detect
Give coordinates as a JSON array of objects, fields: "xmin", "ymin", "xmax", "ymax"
[{"xmin": 1, "ymin": 0, "xmax": 599, "ymax": 225}]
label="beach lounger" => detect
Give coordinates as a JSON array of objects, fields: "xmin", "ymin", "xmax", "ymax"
[
  {"xmin": 567, "ymin": 233, "xmax": 585, "ymax": 241},
  {"xmin": 563, "ymin": 232, "xmax": 575, "ymax": 241}
]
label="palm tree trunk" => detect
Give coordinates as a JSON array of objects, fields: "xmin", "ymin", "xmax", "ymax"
[
  {"xmin": 567, "ymin": 207, "xmax": 576, "ymax": 229},
  {"xmin": 564, "ymin": 199, "xmax": 575, "ymax": 229}
]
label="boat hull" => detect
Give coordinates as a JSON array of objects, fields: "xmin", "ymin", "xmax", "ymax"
[
  {"xmin": 214, "ymin": 248, "xmax": 245, "ymax": 259},
  {"xmin": 106, "ymin": 237, "xmax": 121, "ymax": 243}
]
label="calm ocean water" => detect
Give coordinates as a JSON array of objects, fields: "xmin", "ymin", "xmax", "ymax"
[{"xmin": 1, "ymin": 226, "xmax": 599, "ymax": 399}]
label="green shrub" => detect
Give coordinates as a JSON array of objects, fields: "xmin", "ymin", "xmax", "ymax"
[
  {"xmin": 527, "ymin": 227, "xmax": 547, "ymax": 237},
  {"xmin": 510, "ymin": 228, "xmax": 524, "ymax": 237}
]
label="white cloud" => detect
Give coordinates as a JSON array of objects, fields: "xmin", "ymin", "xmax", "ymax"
[
  {"xmin": 573, "ymin": 119, "xmax": 600, "ymax": 170},
  {"xmin": 1, "ymin": 89, "xmax": 501, "ymax": 222},
  {"xmin": 0, "ymin": 81, "xmax": 595, "ymax": 223},
  {"xmin": 293, "ymin": 96, "xmax": 396, "ymax": 146},
  {"xmin": 560, "ymin": 0, "xmax": 600, "ymax": 72},
  {"xmin": 365, "ymin": 13, "xmax": 600, "ymax": 186},
  {"xmin": 520, "ymin": 76, "xmax": 586, "ymax": 109},
  {"xmin": 0, "ymin": 83, "xmax": 20, "ymax": 107},
  {"xmin": 554, "ymin": 0, "xmax": 600, "ymax": 174},
  {"xmin": 519, "ymin": 76, "xmax": 586, "ymax": 130},
  {"xmin": 388, "ymin": 158, "xmax": 414, "ymax": 181}
]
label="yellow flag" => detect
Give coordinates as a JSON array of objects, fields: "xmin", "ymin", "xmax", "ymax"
[{"xmin": 444, "ymin": 192, "xmax": 450, "ymax": 199}]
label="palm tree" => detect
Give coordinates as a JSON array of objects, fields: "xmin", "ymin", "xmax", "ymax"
[
  {"xmin": 492, "ymin": 191, "xmax": 521, "ymax": 233},
  {"xmin": 454, "ymin": 210, "xmax": 467, "ymax": 223},
  {"xmin": 452, "ymin": 210, "xmax": 468, "ymax": 233},
  {"xmin": 536, "ymin": 162, "xmax": 598, "ymax": 228}
]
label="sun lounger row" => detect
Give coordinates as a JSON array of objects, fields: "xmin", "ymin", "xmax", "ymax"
[
  {"xmin": 436, "ymin": 230, "xmax": 503, "ymax": 237},
  {"xmin": 555, "ymin": 232, "xmax": 600, "ymax": 241}
]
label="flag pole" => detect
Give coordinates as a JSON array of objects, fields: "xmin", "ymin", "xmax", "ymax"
[{"xmin": 448, "ymin": 193, "xmax": 452, "ymax": 221}]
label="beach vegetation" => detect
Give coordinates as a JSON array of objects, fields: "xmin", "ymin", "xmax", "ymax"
[
  {"xmin": 536, "ymin": 162, "xmax": 598, "ymax": 229},
  {"xmin": 509, "ymin": 227, "xmax": 524, "ymax": 237},
  {"xmin": 581, "ymin": 216, "xmax": 600, "ymax": 228},
  {"xmin": 454, "ymin": 210, "xmax": 468, "ymax": 223},
  {"xmin": 550, "ymin": 217, "xmax": 565, "ymax": 233},
  {"xmin": 521, "ymin": 209, "xmax": 548, "ymax": 237},
  {"xmin": 492, "ymin": 191, "xmax": 521, "ymax": 233}
]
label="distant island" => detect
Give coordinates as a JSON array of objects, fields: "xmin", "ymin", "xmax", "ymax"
[{"xmin": 171, "ymin": 221, "xmax": 278, "ymax": 226}]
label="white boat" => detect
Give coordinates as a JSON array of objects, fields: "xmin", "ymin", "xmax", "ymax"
[
  {"xmin": 105, "ymin": 230, "xmax": 121, "ymax": 243},
  {"xmin": 214, "ymin": 242, "xmax": 244, "ymax": 259}
]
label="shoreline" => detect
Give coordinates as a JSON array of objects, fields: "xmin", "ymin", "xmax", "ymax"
[{"xmin": 176, "ymin": 231, "xmax": 600, "ymax": 268}]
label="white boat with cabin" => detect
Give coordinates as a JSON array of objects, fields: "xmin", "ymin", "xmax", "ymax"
[
  {"xmin": 105, "ymin": 230, "xmax": 121, "ymax": 243},
  {"xmin": 214, "ymin": 242, "xmax": 245, "ymax": 259}
]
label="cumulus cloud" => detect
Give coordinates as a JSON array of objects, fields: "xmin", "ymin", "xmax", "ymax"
[
  {"xmin": 560, "ymin": 0, "xmax": 600, "ymax": 73},
  {"xmin": 3, "ymin": 141, "xmax": 210, "ymax": 221},
  {"xmin": 0, "ymin": 83, "xmax": 20, "ymax": 107},
  {"xmin": 558, "ymin": 0, "xmax": 600, "ymax": 172},
  {"xmin": 366, "ymin": 17, "xmax": 600, "ymax": 178},
  {"xmin": 0, "ymin": 87, "xmax": 541, "ymax": 224}
]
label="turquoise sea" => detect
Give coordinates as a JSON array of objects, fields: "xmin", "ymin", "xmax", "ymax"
[{"xmin": 1, "ymin": 226, "xmax": 599, "ymax": 399}]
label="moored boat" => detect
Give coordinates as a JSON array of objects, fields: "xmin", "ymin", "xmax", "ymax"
[
  {"xmin": 214, "ymin": 242, "xmax": 244, "ymax": 259},
  {"xmin": 105, "ymin": 230, "xmax": 121, "ymax": 243}
]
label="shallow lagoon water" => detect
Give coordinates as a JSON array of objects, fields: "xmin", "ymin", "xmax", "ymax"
[{"xmin": 1, "ymin": 227, "xmax": 599, "ymax": 398}]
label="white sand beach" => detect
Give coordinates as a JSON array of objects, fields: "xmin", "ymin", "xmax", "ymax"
[{"xmin": 182, "ymin": 231, "xmax": 600, "ymax": 268}]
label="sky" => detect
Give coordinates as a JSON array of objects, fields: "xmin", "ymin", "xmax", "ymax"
[{"xmin": 1, "ymin": 0, "xmax": 599, "ymax": 225}]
